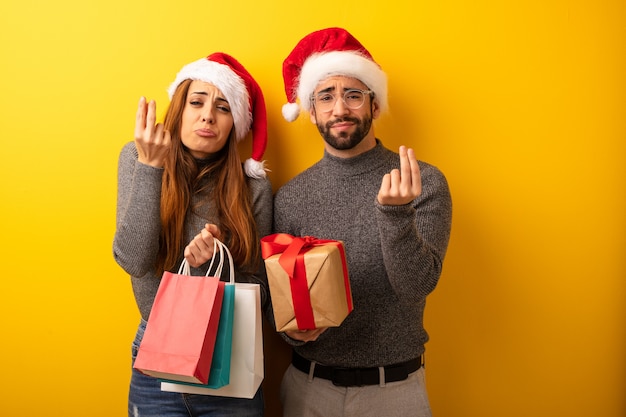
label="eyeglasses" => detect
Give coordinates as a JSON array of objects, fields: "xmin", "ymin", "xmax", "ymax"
[{"xmin": 311, "ymin": 89, "xmax": 373, "ymax": 112}]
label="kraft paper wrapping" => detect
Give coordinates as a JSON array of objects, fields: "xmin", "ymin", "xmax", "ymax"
[{"xmin": 264, "ymin": 241, "xmax": 353, "ymax": 332}]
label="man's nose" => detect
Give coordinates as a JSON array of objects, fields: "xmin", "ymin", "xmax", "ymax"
[{"xmin": 331, "ymin": 95, "xmax": 350, "ymax": 116}]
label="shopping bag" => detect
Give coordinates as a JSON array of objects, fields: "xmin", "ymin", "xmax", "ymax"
[
  {"xmin": 261, "ymin": 233, "xmax": 353, "ymax": 331},
  {"xmin": 133, "ymin": 240, "xmax": 225, "ymax": 385},
  {"xmin": 161, "ymin": 240, "xmax": 264, "ymax": 399},
  {"xmin": 161, "ymin": 240, "xmax": 235, "ymax": 389},
  {"xmin": 205, "ymin": 282, "xmax": 234, "ymax": 388}
]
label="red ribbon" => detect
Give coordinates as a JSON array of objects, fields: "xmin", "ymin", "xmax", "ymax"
[{"xmin": 261, "ymin": 233, "xmax": 352, "ymax": 330}]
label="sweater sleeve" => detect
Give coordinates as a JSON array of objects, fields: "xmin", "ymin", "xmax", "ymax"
[
  {"xmin": 113, "ymin": 142, "xmax": 164, "ymax": 277},
  {"xmin": 375, "ymin": 162, "xmax": 452, "ymax": 305}
]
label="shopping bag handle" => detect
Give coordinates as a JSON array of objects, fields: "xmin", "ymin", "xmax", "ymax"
[
  {"xmin": 215, "ymin": 239, "xmax": 235, "ymax": 285},
  {"xmin": 176, "ymin": 238, "xmax": 235, "ymax": 285},
  {"xmin": 177, "ymin": 238, "xmax": 220, "ymax": 276},
  {"xmin": 206, "ymin": 238, "xmax": 223, "ymax": 277}
]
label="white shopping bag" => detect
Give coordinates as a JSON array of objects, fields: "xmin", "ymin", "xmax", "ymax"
[{"xmin": 161, "ymin": 281, "xmax": 264, "ymax": 399}]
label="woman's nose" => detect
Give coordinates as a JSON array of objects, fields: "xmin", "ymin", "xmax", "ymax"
[{"xmin": 201, "ymin": 108, "xmax": 214, "ymax": 123}]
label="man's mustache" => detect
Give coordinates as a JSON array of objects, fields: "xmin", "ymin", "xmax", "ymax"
[{"xmin": 326, "ymin": 117, "xmax": 360, "ymax": 129}]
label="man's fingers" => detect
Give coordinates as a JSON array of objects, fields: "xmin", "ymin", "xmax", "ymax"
[
  {"xmin": 403, "ymin": 147, "xmax": 422, "ymax": 195},
  {"xmin": 285, "ymin": 328, "xmax": 327, "ymax": 342},
  {"xmin": 399, "ymin": 145, "xmax": 410, "ymax": 181},
  {"xmin": 389, "ymin": 169, "xmax": 401, "ymax": 190},
  {"xmin": 378, "ymin": 146, "xmax": 422, "ymax": 205},
  {"xmin": 399, "ymin": 146, "xmax": 416, "ymax": 190},
  {"xmin": 380, "ymin": 173, "xmax": 391, "ymax": 191}
]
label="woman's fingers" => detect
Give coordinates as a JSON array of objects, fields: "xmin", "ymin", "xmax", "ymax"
[
  {"xmin": 133, "ymin": 98, "xmax": 170, "ymax": 167},
  {"xmin": 184, "ymin": 230, "xmax": 215, "ymax": 268},
  {"xmin": 134, "ymin": 96, "xmax": 147, "ymax": 140}
]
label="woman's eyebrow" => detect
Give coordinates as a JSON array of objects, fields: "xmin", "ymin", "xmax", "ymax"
[{"xmin": 189, "ymin": 91, "xmax": 229, "ymax": 103}]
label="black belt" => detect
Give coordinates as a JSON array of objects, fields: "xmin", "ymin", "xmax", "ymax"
[{"xmin": 291, "ymin": 351, "xmax": 423, "ymax": 387}]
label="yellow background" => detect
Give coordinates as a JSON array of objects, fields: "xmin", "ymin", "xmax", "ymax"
[{"xmin": 1, "ymin": 0, "xmax": 624, "ymax": 416}]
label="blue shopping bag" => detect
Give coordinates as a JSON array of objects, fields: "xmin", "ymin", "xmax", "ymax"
[{"xmin": 205, "ymin": 282, "xmax": 234, "ymax": 387}]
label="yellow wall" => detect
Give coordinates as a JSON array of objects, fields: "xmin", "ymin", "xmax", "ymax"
[{"xmin": 1, "ymin": 0, "xmax": 624, "ymax": 416}]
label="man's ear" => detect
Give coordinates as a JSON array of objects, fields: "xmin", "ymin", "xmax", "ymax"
[
  {"xmin": 309, "ymin": 107, "xmax": 317, "ymax": 124},
  {"xmin": 372, "ymin": 98, "xmax": 381, "ymax": 119}
]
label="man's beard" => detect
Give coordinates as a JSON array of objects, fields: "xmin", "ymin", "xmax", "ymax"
[{"xmin": 316, "ymin": 114, "xmax": 373, "ymax": 151}]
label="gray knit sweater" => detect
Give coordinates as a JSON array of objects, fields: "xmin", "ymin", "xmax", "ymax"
[
  {"xmin": 273, "ymin": 140, "xmax": 452, "ymax": 368},
  {"xmin": 113, "ymin": 142, "xmax": 273, "ymax": 321}
]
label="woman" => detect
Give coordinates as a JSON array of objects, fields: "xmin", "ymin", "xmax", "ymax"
[{"xmin": 113, "ymin": 53, "xmax": 272, "ymax": 417}]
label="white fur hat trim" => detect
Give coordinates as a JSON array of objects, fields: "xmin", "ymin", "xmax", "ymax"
[{"xmin": 296, "ymin": 51, "xmax": 388, "ymax": 115}]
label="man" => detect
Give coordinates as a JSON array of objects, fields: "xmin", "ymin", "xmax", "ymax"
[{"xmin": 273, "ymin": 27, "xmax": 452, "ymax": 417}]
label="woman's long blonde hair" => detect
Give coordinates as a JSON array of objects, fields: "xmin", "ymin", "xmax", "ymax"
[{"xmin": 155, "ymin": 79, "xmax": 259, "ymax": 274}]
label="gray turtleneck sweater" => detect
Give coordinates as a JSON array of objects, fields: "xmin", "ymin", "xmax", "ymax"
[
  {"xmin": 113, "ymin": 141, "xmax": 273, "ymax": 321},
  {"xmin": 273, "ymin": 140, "xmax": 452, "ymax": 368}
]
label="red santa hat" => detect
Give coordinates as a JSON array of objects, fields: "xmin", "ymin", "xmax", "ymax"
[
  {"xmin": 167, "ymin": 52, "xmax": 268, "ymax": 178},
  {"xmin": 282, "ymin": 27, "xmax": 388, "ymax": 122}
]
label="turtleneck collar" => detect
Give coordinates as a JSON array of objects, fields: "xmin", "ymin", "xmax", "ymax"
[
  {"xmin": 194, "ymin": 153, "xmax": 222, "ymax": 170},
  {"xmin": 320, "ymin": 139, "xmax": 389, "ymax": 177}
]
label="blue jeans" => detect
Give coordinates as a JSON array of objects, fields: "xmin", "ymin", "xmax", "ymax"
[{"xmin": 129, "ymin": 320, "xmax": 264, "ymax": 417}]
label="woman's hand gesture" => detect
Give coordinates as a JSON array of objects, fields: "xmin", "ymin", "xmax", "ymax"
[{"xmin": 134, "ymin": 97, "xmax": 171, "ymax": 168}]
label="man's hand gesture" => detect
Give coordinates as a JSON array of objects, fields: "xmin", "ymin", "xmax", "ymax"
[{"xmin": 377, "ymin": 146, "xmax": 422, "ymax": 206}]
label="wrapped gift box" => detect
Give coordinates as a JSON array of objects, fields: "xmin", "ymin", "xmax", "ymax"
[{"xmin": 261, "ymin": 233, "xmax": 353, "ymax": 332}]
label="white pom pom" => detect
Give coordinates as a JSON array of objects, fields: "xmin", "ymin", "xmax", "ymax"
[
  {"xmin": 282, "ymin": 102, "xmax": 301, "ymax": 122},
  {"xmin": 244, "ymin": 158, "xmax": 268, "ymax": 179}
]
